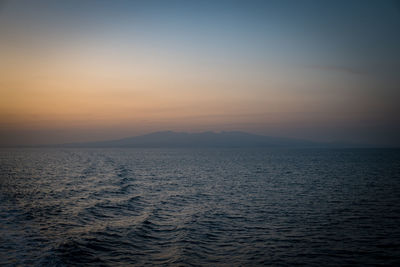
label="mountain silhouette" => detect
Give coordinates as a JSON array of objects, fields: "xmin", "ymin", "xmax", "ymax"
[{"xmin": 59, "ymin": 131, "xmax": 327, "ymax": 147}]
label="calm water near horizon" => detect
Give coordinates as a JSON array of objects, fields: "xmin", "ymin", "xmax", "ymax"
[{"xmin": 1, "ymin": 148, "xmax": 400, "ymax": 266}]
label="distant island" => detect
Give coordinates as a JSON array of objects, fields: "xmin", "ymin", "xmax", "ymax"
[{"xmin": 53, "ymin": 131, "xmax": 362, "ymax": 148}]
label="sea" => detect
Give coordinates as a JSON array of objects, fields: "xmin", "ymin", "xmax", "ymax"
[{"xmin": 1, "ymin": 148, "xmax": 400, "ymax": 266}]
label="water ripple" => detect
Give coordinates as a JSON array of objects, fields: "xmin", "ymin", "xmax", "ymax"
[{"xmin": 1, "ymin": 148, "xmax": 400, "ymax": 266}]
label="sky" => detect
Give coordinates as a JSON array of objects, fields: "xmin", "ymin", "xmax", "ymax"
[{"xmin": 0, "ymin": 0, "xmax": 399, "ymax": 146}]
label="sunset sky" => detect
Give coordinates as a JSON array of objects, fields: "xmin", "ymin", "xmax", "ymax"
[{"xmin": 1, "ymin": 0, "xmax": 399, "ymax": 146}]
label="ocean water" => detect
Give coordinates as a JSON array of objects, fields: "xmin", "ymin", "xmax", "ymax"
[{"xmin": 1, "ymin": 148, "xmax": 400, "ymax": 266}]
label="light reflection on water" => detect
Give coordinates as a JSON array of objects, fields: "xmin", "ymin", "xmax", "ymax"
[{"xmin": 1, "ymin": 148, "xmax": 400, "ymax": 266}]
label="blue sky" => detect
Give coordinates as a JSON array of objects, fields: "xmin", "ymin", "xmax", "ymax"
[{"xmin": 0, "ymin": 0, "xmax": 399, "ymax": 145}]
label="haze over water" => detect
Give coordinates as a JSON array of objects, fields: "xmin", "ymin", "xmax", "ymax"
[{"xmin": 1, "ymin": 148, "xmax": 400, "ymax": 266}]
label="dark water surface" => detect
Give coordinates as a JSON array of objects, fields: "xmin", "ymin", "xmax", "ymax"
[{"xmin": 1, "ymin": 148, "xmax": 400, "ymax": 266}]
